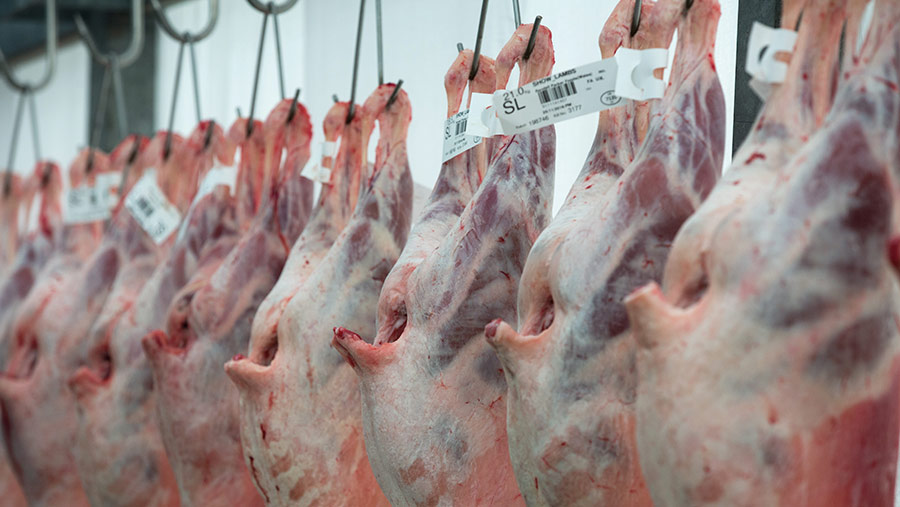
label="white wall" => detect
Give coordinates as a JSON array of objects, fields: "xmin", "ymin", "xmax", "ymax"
[{"xmin": 0, "ymin": 44, "xmax": 90, "ymax": 176}]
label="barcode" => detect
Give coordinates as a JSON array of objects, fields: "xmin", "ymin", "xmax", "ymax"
[
  {"xmin": 455, "ymin": 118, "xmax": 468, "ymax": 135},
  {"xmin": 537, "ymin": 81, "xmax": 577, "ymax": 104},
  {"xmin": 136, "ymin": 197, "xmax": 155, "ymax": 217}
]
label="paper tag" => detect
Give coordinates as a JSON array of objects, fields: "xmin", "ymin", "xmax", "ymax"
[
  {"xmin": 441, "ymin": 109, "xmax": 484, "ymax": 162},
  {"xmin": 95, "ymin": 172, "xmax": 122, "ymax": 209},
  {"xmin": 125, "ymin": 170, "xmax": 182, "ymax": 244},
  {"xmin": 322, "ymin": 141, "xmax": 337, "ymax": 158},
  {"xmin": 614, "ymin": 48, "xmax": 669, "ymax": 100},
  {"xmin": 489, "ymin": 59, "xmax": 622, "ymax": 135},
  {"xmin": 304, "ymin": 141, "xmax": 338, "ymax": 184},
  {"xmin": 746, "ymin": 22, "xmax": 798, "ymax": 84},
  {"xmin": 64, "ymin": 184, "xmax": 111, "ymax": 224}
]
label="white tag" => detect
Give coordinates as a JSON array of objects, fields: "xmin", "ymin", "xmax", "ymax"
[
  {"xmin": 746, "ymin": 22, "xmax": 798, "ymax": 84},
  {"xmin": 125, "ymin": 170, "xmax": 182, "ymax": 244},
  {"xmin": 307, "ymin": 165, "xmax": 332, "ymax": 184},
  {"xmin": 614, "ymin": 48, "xmax": 669, "ymax": 100},
  {"xmin": 322, "ymin": 141, "xmax": 337, "ymax": 158},
  {"xmin": 490, "ymin": 58, "xmax": 622, "ymax": 135},
  {"xmin": 465, "ymin": 93, "xmax": 505, "ymax": 138},
  {"xmin": 441, "ymin": 109, "xmax": 484, "ymax": 162},
  {"xmin": 64, "ymin": 185, "xmax": 111, "ymax": 224},
  {"xmin": 95, "ymin": 172, "xmax": 122, "ymax": 209}
]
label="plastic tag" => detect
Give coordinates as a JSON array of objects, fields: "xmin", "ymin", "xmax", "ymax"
[
  {"xmin": 125, "ymin": 170, "xmax": 182, "ymax": 244},
  {"xmin": 614, "ymin": 48, "xmax": 669, "ymax": 100},
  {"xmin": 465, "ymin": 93, "xmax": 504, "ymax": 137},
  {"xmin": 491, "ymin": 58, "xmax": 622, "ymax": 134},
  {"xmin": 322, "ymin": 141, "xmax": 337, "ymax": 159},
  {"xmin": 442, "ymin": 109, "xmax": 484, "ymax": 162},
  {"xmin": 304, "ymin": 141, "xmax": 337, "ymax": 184},
  {"xmin": 64, "ymin": 184, "xmax": 111, "ymax": 224},
  {"xmin": 746, "ymin": 22, "xmax": 798, "ymax": 84}
]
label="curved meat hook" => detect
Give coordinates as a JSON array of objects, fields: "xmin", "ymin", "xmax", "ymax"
[
  {"xmin": 0, "ymin": 0, "xmax": 57, "ymax": 93},
  {"xmin": 73, "ymin": 0, "xmax": 144, "ymax": 68},
  {"xmin": 150, "ymin": 0, "xmax": 219, "ymax": 43},
  {"xmin": 630, "ymin": 0, "xmax": 642, "ymax": 38},
  {"xmin": 247, "ymin": 0, "xmax": 299, "ymax": 15}
]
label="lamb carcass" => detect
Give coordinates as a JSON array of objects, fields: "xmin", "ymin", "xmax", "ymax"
[
  {"xmin": 333, "ymin": 24, "xmax": 555, "ymax": 505},
  {"xmin": 0, "ymin": 133, "xmax": 194, "ymax": 507},
  {"xmin": 226, "ymin": 83, "xmax": 413, "ymax": 505},
  {"xmin": 625, "ymin": 0, "xmax": 900, "ymax": 505},
  {"xmin": 485, "ymin": 1, "xmax": 724, "ymax": 505},
  {"xmin": 69, "ymin": 121, "xmax": 238, "ymax": 507},
  {"xmin": 1, "ymin": 173, "xmax": 24, "ymax": 271},
  {"xmin": 143, "ymin": 100, "xmax": 315, "ymax": 506}
]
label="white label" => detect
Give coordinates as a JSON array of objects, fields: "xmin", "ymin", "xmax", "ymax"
[
  {"xmin": 614, "ymin": 48, "xmax": 669, "ymax": 100},
  {"xmin": 322, "ymin": 141, "xmax": 337, "ymax": 158},
  {"xmin": 95, "ymin": 172, "xmax": 122, "ymax": 209},
  {"xmin": 857, "ymin": 0, "xmax": 875, "ymax": 53},
  {"xmin": 125, "ymin": 170, "xmax": 182, "ymax": 244},
  {"xmin": 489, "ymin": 59, "xmax": 622, "ymax": 135},
  {"xmin": 441, "ymin": 109, "xmax": 484, "ymax": 162},
  {"xmin": 746, "ymin": 22, "xmax": 798, "ymax": 84},
  {"xmin": 65, "ymin": 185, "xmax": 111, "ymax": 224},
  {"xmin": 307, "ymin": 165, "xmax": 332, "ymax": 184}
]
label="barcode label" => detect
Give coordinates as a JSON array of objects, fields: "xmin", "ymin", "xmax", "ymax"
[
  {"xmin": 65, "ymin": 184, "xmax": 111, "ymax": 224},
  {"xmin": 125, "ymin": 169, "xmax": 182, "ymax": 244},
  {"xmin": 537, "ymin": 82, "xmax": 577, "ymax": 104},
  {"xmin": 491, "ymin": 58, "xmax": 622, "ymax": 135},
  {"xmin": 442, "ymin": 109, "xmax": 483, "ymax": 163}
]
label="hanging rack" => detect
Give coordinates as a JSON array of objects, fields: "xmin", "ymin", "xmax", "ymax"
[
  {"xmin": 1, "ymin": 0, "xmax": 58, "ymax": 196},
  {"xmin": 74, "ymin": 0, "xmax": 145, "ymax": 172},
  {"xmin": 245, "ymin": 0, "xmax": 300, "ymax": 137},
  {"xmin": 469, "ymin": 0, "xmax": 490, "ymax": 80},
  {"xmin": 150, "ymin": 0, "xmax": 219, "ymax": 159},
  {"xmin": 631, "ymin": 0, "xmax": 642, "ymax": 38}
]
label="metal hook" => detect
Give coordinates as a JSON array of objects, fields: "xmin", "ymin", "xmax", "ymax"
[
  {"xmin": 246, "ymin": 7, "xmax": 270, "ymax": 137},
  {"xmin": 203, "ymin": 121, "xmax": 216, "ymax": 150},
  {"xmin": 512, "ymin": 0, "xmax": 521, "ymax": 27},
  {"xmin": 332, "ymin": 94, "xmax": 340, "ymax": 103},
  {"xmin": 286, "ymin": 88, "xmax": 301, "ymax": 123},
  {"xmin": 346, "ymin": 0, "xmax": 367, "ymax": 123},
  {"xmin": 630, "ymin": 0, "xmax": 642, "ymax": 38},
  {"xmin": 469, "ymin": 0, "xmax": 490, "ymax": 80},
  {"xmin": 74, "ymin": 0, "xmax": 144, "ymax": 68},
  {"xmin": 150, "ymin": 0, "xmax": 219, "ymax": 44},
  {"xmin": 247, "ymin": 0, "xmax": 299, "ymax": 15},
  {"xmin": 685, "ymin": 0, "xmax": 694, "ymax": 12},
  {"xmin": 4, "ymin": 90, "xmax": 29, "ymax": 190},
  {"xmin": 27, "ymin": 91, "xmax": 42, "ymax": 163},
  {"xmin": 523, "ymin": 15, "xmax": 542, "ymax": 60},
  {"xmin": 376, "ymin": 0, "xmax": 384, "ymax": 86},
  {"xmin": 118, "ymin": 134, "xmax": 144, "ymax": 197},
  {"xmin": 457, "ymin": 42, "xmax": 464, "ymax": 53},
  {"xmin": 272, "ymin": 4, "xmax": 286, "ymax": 99},
  {"xmin": 386, "ymin": 80, "xmax": 404, "ymax": 109},
  {"xmin": 164, "ymin": 38, "xmax": 187, "ymax": 160},
  {"xmin": 0, "ymin": 0, "xmax": 57, "ymax": 93}
]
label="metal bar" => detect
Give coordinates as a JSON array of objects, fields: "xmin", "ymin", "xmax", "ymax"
[
  {"xmin": 5, "ymin": 91, "xmax": 28, "ymax": 180},
  {"xmin": 247, "ymin": 0, "xmax": 299, "ymax": 15},
  {"xmin": 457, "ymin": 42, "xmax": 464, "ymax": 53},
  {"xmin": 110, "ymin": 57, "xmax": 128, "ymax": 141},
  {"xmin": 27, "ymin": 91, "xmax": 41, "ymax": 162},
  {"xmin": 247, "ymin": 9, "xmax": 270, "ymax": 136},
  {"xmin": 165, "ymin": 40, "xmax": 186, "ymax": 160},
  {"xmin": 376, "ymin": 0, "xmax": 384, "ymax": 86},
  {"xmin": 74, "ymin": 0, "xmax": 144, "ymax": 68},
  {"xmin": 523, "ymin": 15, "xmax": 542, "ymax": 60},
  {"xmin": 386, "ymin": 79, "xmax": 403, "ymax": 108},
  {"xmin": 151, "ymin": 0, "xmax": 219, "ymax": 43},
  {"xmin": 189, "ymin": 39, "xmax": 202, "ymax": 123},
  {"xmin": 286, "ymin": 88, "xmax": 301, "ymax": 123},
  {"xmin": 0, "ymin": 0, "xmax": 57, "ymax": 92},
  {"xmin": 347, "ymin": 0, "xmax": 367, "ymax": 123},
  {"xmin": 512, "ymin": 0, "xmax": 521, "ymax": 27},
  {"xmin": 272, "ymin": 6, "xmax": 286, "ymax": 99},
  {"xmin": 469, "ymin": 0, "xmax": 490, "ymax": 80},
  {"xmin": 119, "ymin": 134, "xmax": 143, "ymax": 198},
  {"xmin": 90, "ymin": 65, "xmax": 112, "ymax": 151}
]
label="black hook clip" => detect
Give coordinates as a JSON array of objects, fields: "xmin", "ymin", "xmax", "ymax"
[
  {"xmin": 469, "ymin": 0, "xmax": 490, "ymax": 80},
  {"xmin": 286, "ymin": 88, "xmax": 301, "ymax": 124},
  {"xmin": 523, "ymin": 15, "xmax": 543, "ymax": 60},
  {"xmin": 41, "ymin": 162, "xmax": 52, "ymax": 188},
  {"xmin": 685, "ymin": 0, "xmax": 694, "ymax": 13},
  {"xmin": 630, "ymin": 0, "xmax": 642, "ymax": 38},
  {"xmin": 386, "ymin": 80, "xmax": 404, "ymax": 109},
  {"xmin": 203, "ymin": 121, "xmax": 216, "ymax": 150}
]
